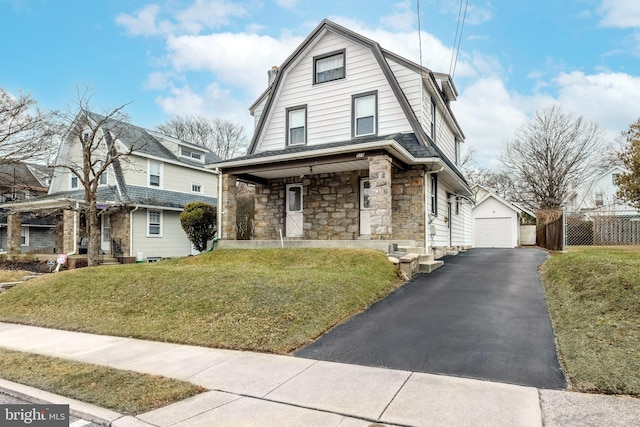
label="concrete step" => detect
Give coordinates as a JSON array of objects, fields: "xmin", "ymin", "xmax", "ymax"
[
  {"xmin": 419, "ymin": 260, "xmax": 444, "ymax": 273},
  {"xmin": 397, "ymin": 246, "xmax": 425, "ymax": 255}
]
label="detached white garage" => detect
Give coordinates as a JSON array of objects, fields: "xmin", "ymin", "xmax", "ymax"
[{"xmin": 472, "ymin": 188, "xmax": 522, "ymax": 248}]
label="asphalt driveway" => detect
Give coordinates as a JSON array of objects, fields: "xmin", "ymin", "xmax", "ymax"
[{"xmin": 295, "ymin": 248, "xmax": 567, "ymax": 389}]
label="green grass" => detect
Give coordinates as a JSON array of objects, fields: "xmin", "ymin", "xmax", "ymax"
[
  {"xmin": 0, "ymin": 248, "xmax": 401, "ymax": 353},
  {"xmin": 0, "ymin": 348, "xmax": 204, "ymax": 415},
  {"xmin": 541, "ymin": 246, "xmax": 640, "ymax": 396}
]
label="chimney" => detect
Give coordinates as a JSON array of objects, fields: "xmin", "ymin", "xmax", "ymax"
[{"xmin": 267, "ymin": 66, "xmax": 279, "ymax": 85}]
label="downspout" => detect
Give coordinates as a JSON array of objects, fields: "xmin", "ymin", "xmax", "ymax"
[{"xmin": 129, "ymin": 206, "xmax": 139, "ymax": 257}]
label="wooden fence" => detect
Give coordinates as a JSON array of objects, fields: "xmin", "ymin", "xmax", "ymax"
[{"xmin": 537, "ymin": 210, "xmax": 564, "ymax": 251}]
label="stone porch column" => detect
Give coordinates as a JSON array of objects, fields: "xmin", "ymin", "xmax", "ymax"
[
  {"xmin": 369, "ymin": 155, "xmax": 392, "ymax": 240},
  {"xmin": 7, "ymin": 212, "xmax": 22, "ymax": 254},
  {"xmin": 221, "ymin": 174, "xmax": 237, "ymax": 240},
  {"xmin": 62, "ymin": 209, "xmax": 76, "ymax": 254}
]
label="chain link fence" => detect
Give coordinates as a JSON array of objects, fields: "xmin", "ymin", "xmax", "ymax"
[{"xmin": 565, "ymin": 210, "xmax": 640, "ymax": 246}]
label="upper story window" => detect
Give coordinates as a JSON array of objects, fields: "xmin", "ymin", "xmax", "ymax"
[
  {"xmin": 353, "ymin": 92, "xmax": 377, "ymax": 137},
  {"xmin": 148, "ymin": 160, "xmax": 162, "ymax": 187},
  {"xmin": 286, "ymin": 106, "xmax": 307, "ymax": 146},
  {"xmin": 612, "ymin": 173, "xmax": 620, "ymax": 184},
  {"xmin": 70, "ymin": 175, "xmax": 79, "ymax": 189},
  {"xmin": 180, "ymin": 147, "xmax": 203, "ymax": 161},
  {"xmin": 454, "ymin": 139, "xmax": 460, "ymax": 166},
  {"xmin": 192, "ymin": 183, "xmax": 203, "ymax": 194},
  {"xmin": 314, "ymin": 50, "xmax": 345, "ymax": 84},
  {"xmin": 595, "ymin": 192, "xmax": 604, "ymax": 207},
  {"xmin": 82, "ymin": 131, "xmax": 90, "ymax": 143},
  {"xmin": 97, "ymin": 161, "xmax": 107, "ymax": 185},
  {"xmin": 430, "ymin": 98, "xmax": 437, "ymax": 142}
]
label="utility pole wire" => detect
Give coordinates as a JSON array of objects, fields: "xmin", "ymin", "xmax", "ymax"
[{"xmin": 449, "ymin": 0, "xmax": 469, "ymax": 79}]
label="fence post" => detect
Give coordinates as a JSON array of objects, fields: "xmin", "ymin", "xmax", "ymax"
[{"xmin": 562, "ymin": 209, "xmax": 566, "ymax": 252}]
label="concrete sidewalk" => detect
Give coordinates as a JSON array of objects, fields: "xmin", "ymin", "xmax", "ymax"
[{"xmin": 0, "ymin": 322, "xmax": 638, "ymax": 426}]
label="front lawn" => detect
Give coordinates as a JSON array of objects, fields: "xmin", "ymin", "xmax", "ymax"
[
  {"xmin": 0, "ymin": 248, "xmax": 401, "ymax": 354},
  {"xmin": 541, "ymin": 246, "xmax": 640, "ymax": 396}
]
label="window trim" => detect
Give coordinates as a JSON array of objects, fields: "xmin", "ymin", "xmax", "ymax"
[
  {"xmin": 70, "ymin": 175, "xmax": 79, "ymax": 190},
  {"xmin": 180, "ymin": 146, "xmax": 204, "ymax": 162},
  {"xmin": 430, "ymin": 98, "xmax": 437, "ymax": 142},
  {"xmin": 595, "ymin": 192, "xmax": 604, "ymax": 207},
  {"xmin": 352, "ymin": 91, "xmax": 378, "ymax": 138},
  {"xmin": 148, "ymin": 160, "xmax": 162, "ymax": 188},
  {"xmin": 147, "ymin": 209, "xmax": 163, "ymax": 237},
  {"xmin": 313, "ymin": 49, "xmax": 346, "ymax": 85},
  {"xmin": 191, "ymin": 183, "xmax": 203, "ymax": 194},
  {"xmin": 431, "ymin": 174, "xmax": 438, "ymax": 216},
  {"xmin": 20, "ymin": 226, "xmax": 29, "ymax": 247},
  {"xmin": 286, "ymin": 105, "xmax": 307, "ymax": 146}
]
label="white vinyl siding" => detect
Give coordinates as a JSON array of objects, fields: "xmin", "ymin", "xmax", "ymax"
[
  {"xmin": 255, "ymin": 30, "xmax": 411, "ymax": 152},
  {"xmin": 131, "ymin": 210, "xmax": 193, "ymax": 259},
  {"xmin": 450, "ymin": 198, "xmax": 473, "ymax": 247},
  {"xmin": 122, "ymin": 155, "xmax": 217, "ymax": 197}
]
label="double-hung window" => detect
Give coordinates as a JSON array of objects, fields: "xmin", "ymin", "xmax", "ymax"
[
  {"xmin": 353, "ymin": 92, "xmax": 377, "ymax": 137},
  {"xmin": 70, "ymin": 175, "xmax": 78, "ymax": 189},
  {"xmin": 149, "ymin": 160, "xmax": 161, "ymax": 187},
  {"xmin": 20, "ymin": 227, "xmax": 29, "ymax": 246},
  {"xmin": 430, "ymin": 98, "xmax": 437, "ymax": 142},
  {"xmin": 314, "ymin": 50, "xmax": 345, "ymax": 84},
  {"xmin": 287, "ymin": 106, "xmax": 306, "ymax": 146},
  {"xmin": 148, "ymin": 210, "xmax": 162, "ymax": 236},
  {"xmin": 431, "ymin": 174, "xmax": 438, "ymax": 215},
  {"xmin": 97, "ymin": 161, "xmax": 107, "ymax": 185}
]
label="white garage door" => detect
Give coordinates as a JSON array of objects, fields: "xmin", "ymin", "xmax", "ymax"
[{"xmin": 475, "ymin": 217, "xmax": 513, "ymax": 248}]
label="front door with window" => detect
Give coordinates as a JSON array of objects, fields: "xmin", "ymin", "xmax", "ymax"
[
  {"xmin": 101, "ymin": 215, "xmax": 111, "ymax": 253},
  {"xmin": 286, "ymin": 184, "xmax": 303, "ymax": 237},
  {"xmin": 360, "ymin": 179, "xmax": 371, "ymax": 236}
]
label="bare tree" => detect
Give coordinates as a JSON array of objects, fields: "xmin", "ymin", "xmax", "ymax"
[
  {"xmin": 0, "ymin": 88, "xmax": 56, "ymax": 165},
  {"xmin": 54, "ymin": 87, "xmax": 138, "ymax": 266},
  {"xmin": 616, "ymin": 118, "xmax": 640, "ymax": 209},
  {"xmin": 156, "ymin": 115, "xmax": 247, "ymax": 160},
  {"xmin": 501, "ymin": 105, "xmax": 603, "ymax": 210}
]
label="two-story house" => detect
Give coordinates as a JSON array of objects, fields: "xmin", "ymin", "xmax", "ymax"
[
  {"xmin": 0, "ymin": 162, "xmax": 56, "ymax": 254},
  {"xmin": 3, "ymin": 113, "xmax": 220, "ymax": 262},
  {"xmin": 212, "ymin": 20, "xmax": 473, "ymax": 256},
  {"xmin": 567, "ymin": 166, "xmax": 638, "ymax": 215}
]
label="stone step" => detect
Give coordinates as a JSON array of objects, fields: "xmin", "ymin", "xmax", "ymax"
[
  {"xmin": 419, "ymin": 260, "xmax": 444, "ymax": 273},
  {"xmin": 397, "ymin": 246, "xmax": 425, "ymax": 255}
]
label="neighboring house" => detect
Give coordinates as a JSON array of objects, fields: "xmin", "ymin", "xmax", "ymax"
[
  {"xmin": 471, "ymin": 185, "xmax": 530, "ymax": 248},
  {"xmin": 0, "ymin": 162, "xmax": 55, "ymax": 254},
  {"xmin": 2, "ymin": 113, "xmax": 220, "ymax": 262},
  {"xmin": 211, "ymin": 19, "xmax": 473, "ymax": 255},
  {"xmin": 567, "ymin": 166, "xmax": 638, "ymax": 215}
]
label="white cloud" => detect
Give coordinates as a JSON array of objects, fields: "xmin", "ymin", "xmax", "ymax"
[
  {"xmin": 116, "ymin": 4, "xmax": 173, "ymax": 36},
  {"xmin": 380, "ymin": 1, "xmax": 417, "ymax": 31},
  {"xmin": 452, "ymin": 77, "xmax": 532, "ymax": 168},
  {"xmin": 166, "ymin": 32, "xmax": 303, "ymax": 96},
  {"xmin": 553, "ymin": 70, "xmax": 640, "ymax": 139},
  {"xmin": 599, "ymin": 0, "xmax": 640, "ymax": 28},
  {"xmin": 275, "ymin": 0, "xmax": 298, "ymax": 9},
  {"xmin": 116, "ymin": 0, "xmax": 247, "ymax": 36}
]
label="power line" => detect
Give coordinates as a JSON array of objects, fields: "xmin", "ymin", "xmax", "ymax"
[{"xmin": 449, "ymin": 0, "xmax": 469, "ymax": 79}]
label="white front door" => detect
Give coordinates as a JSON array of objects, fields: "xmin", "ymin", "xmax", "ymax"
[
  {"xmin": 101, "ymin": 215, "xmax": 111, "ymax": 253},
  {"xmin": 360, "ymin": 178, "xmax": 371, "ymax": 236},
  {"xmin": 286, "ymin": 184, "xmax": 303, "ymax": 237}
]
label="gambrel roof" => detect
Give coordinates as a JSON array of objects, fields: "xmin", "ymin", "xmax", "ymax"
[{"xmin": 214, "ymin": 19, "xmax": 469, "ymax": 193}]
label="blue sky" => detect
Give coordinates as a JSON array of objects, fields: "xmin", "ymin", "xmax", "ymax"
[{"xmin": 2, "ymin": 0, "xmax": 640, "ymax": 167}]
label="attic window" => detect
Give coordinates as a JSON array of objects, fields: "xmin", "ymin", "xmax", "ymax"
[
  {"xmin": 180, "ymin": 147, "xmax": 203, "ymax": 161},
  {"xmin": 82, "ymin": 131, "xmax": 90, "ymax": 143},
  {"xmin": 612, "ymin": 173, "xmax": 620, "ymax": 184},
  {"xmin": 314, "ymin": 50, "xmax": 345, "ymax": 84}
]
